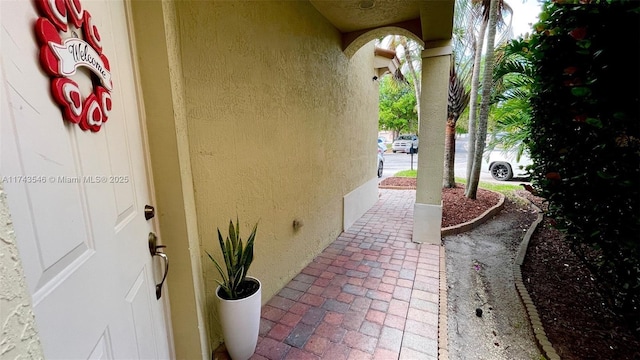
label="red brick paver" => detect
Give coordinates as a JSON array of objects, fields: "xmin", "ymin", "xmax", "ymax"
[{"xmin": 222, "ymin": 190, "xmax": 440, "ymax": 359}]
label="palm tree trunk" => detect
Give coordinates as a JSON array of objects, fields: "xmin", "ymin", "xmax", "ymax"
[
  {"xmin": 466, "ymin": 0, "xmax": 499, "ymax": 199},
  {"xmin": 443, "ymin": 118, "xmax": 457, "ymax": 187},
  {"xmin": 464, "ymin": 15, "xmax": 488, "ymax": 186},
  {"xmin": 444, "ymin": 61, "xmax": 469, "ymax": 188}
]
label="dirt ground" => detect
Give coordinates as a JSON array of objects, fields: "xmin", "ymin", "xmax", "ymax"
[{"xmin": 444, "ymin": 199, "xmax": 543, "ymax": 360}]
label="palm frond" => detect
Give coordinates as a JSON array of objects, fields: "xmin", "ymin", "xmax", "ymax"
[{"xmin": 448, "ymin": 61, "xmax": 471, "ymax": 120}]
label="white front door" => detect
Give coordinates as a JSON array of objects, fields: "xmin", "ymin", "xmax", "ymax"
[{"xmin": 0, "ymin": 0, "xmax": 173, "ymax": 358}]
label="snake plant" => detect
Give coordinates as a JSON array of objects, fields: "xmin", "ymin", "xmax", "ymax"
[{"xmin": 207, "ymin": 218, "xmax": 258, "ymax": 300}]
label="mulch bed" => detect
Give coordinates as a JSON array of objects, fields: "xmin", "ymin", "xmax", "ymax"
[{"xmin": 519, "ymin": 191, "xmax": 640, "ymax": 360}]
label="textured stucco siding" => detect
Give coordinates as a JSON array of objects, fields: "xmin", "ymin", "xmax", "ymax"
[
  {"xmin": 174, "ymin": 1, "xmax": 379, "ymax": 344},
  {"xmin": 0, "ymin": 184, "xmax": 44, "ymax": 359}
]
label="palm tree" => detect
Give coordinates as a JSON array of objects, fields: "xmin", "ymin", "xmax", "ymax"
[
  {"xmin": 380, "ymin": 36, "xmax": 422, "ymax": 127},
  {"xmin": 487, "ymin": 38, "xmax": 535, "ymax": 159},
  {"xmin": 444, "ymin": 59, "xmax": 471, "ymax": 188},
  {"xmin": 464, "ymin": 0, "xmax": 490, "ymax": 187},
  {"xmin": 443, "ymin": 0, "xmax": 475, "ymax": 188},
  {"xmin": 464, "ymin": 0, "xmax": 513, "ymax": 198},
  {"xmin": 466, "ymin": 0, "xmax": 501, "ymax": 198}
]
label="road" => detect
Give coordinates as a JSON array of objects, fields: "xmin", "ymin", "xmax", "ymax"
[{"xmin": 380, "ymin": 137, "xmax": 498, "ymax": 183}]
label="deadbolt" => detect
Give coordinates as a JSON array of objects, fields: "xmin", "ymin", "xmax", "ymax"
[{"xmin": 145, "ymin": 205, "xmax": 155, "ymax": 220}]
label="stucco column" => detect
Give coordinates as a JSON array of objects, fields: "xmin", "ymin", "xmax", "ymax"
[{"xmin": 413, "ymin": 42, "xmax": 452, "ymax": 244}]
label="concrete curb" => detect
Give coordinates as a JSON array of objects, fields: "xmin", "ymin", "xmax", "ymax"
[
  {"xmin": 513, "ymin": 198, "xmax": 562, "ymax": 360},
  {"xmin": 441, "ymin": 192, "xmax": 506, "ymax": 237}
]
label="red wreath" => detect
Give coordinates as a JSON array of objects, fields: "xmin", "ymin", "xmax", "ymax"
[{"xmin": 35, "ymin": 0, "xmax": 112, "ymax": 132}]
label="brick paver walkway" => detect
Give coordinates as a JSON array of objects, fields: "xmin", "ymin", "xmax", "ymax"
[{"xmin": 251, "ymin": 189, "xmax": 441, "ymax": 360}]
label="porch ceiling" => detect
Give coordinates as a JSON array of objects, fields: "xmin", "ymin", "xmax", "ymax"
[{"xmin": 308, "ymin": 0, "xmax": 454, "ymax": 43}]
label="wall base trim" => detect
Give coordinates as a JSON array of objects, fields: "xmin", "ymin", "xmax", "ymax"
[
  {"xmin": 412, "ymin": 202, "xmax": 442, "ymax": 244},
  {"xmin": 343, "ymin": 178, "xmax": 379, "ymax": 231}
]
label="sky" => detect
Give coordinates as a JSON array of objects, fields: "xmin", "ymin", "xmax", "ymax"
[{"xmin": 509, "ymin": 0, "xmax": 543, "ymax": 37}]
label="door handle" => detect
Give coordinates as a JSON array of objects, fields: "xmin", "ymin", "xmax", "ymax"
[{"xmin": 148, "ymin": 232, "xmax": 169, "ymax": 300}]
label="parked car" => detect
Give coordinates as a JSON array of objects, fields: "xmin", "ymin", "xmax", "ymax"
[
  {"xmin": 377, "ymin": 145, "xmax": 384, "ymax": 178},
  {"xmin": 486, "ymin": 148, "xmax": 532, "ymax": 181},
  {"xmin": 392, "ymin": 134, "xmax": 419, "ymax": 153},
  {"xmin": 377, "ymin": 140, "xmax": 386, "ymax": 154}
]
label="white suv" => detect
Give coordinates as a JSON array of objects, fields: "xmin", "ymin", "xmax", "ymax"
[
  {"xmin": 392, "ymin": 135, "xmax": 419, "ymax": 153},
  {"xmin": 486, "ymin": 148, "xmax": 532, "ymax": 181}
]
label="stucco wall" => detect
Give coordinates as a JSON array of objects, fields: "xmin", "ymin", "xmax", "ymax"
[
  {"xmin": 174, "ymin": 1, "xmax": 379, "ymax": 344},
  {"xmin": 0, "ymin": 184, "xmax": 43, "ymax": 359}
]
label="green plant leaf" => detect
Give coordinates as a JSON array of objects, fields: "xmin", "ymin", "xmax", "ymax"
[
  {"xmin": 206, "ymin": 251, "xmax": 228, "ymax": 284},
  {"xmin": 208, "ymin": 218, "xmax": 259, "ymax": 299},
  {"xmin": 586, "ymin": 117, "xmax": 603, "ymax": 128},
  {"xmin": 597, "ymin": 170, "xmax": 615, "ymax": 179},
  {"xmin": 241, "ymin": 222, "xmax": 258, "ymax": 273},
  {"xmin": 217, "ymin": 229, "xmax": 233, "ymax": 279},
  {"xmin": 224, "ymin": 237, "xmax": 233, "ymax": 270},
  {"xmin": 577, "ymin": 39, "xmax": 591, "ymax": 49},
  {"xmin": 229, "ymin": 220, "xmax": 237, "ymax": 253},
  {"xmin": 236, "ymin": 238, "xmax": 244, "ymax": 269},
  {"xmin": 207, "ymin": 251, "xmax": 233, "ymax": 298},
  {"xmin": 571, "ymin": 87, "xmax": 591, "ymax": 97}
]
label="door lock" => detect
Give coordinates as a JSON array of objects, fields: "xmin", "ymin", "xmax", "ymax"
[{"xmin": 144, "ymin": 205, "xmax": 155, "ymax": 220}]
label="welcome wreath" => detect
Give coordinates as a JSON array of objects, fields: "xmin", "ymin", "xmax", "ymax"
[{"xmin": 35, "ymin": 0, "xmax": 113, "ymax": 132}]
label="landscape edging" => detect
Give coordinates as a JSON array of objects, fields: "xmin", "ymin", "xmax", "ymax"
[
  {"xmin": 440, "ymin": 191, "xmax": 505, "ymax": 236},
  {"xmin": 513, "ymin": 198, "xmax": 562, "ymax": 360}
]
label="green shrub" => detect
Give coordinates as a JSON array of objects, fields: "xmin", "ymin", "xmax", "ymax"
[{"xmin": 528, "ymin": 0, "xmax": 640, "ymax": 328}]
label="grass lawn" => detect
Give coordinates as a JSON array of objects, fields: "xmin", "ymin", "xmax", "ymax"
[{"xmin": 392, "ymin": 170, "xmax": 522, "ymax": 194}]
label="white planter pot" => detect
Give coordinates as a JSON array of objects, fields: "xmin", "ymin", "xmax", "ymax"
[{"xmin": 216, "ymin": 277, "xmax": 262, "ymax": 360}]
